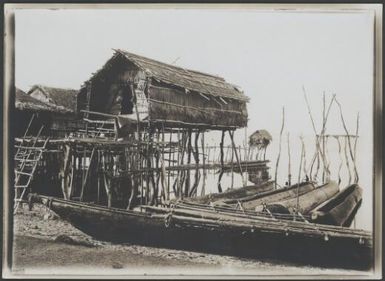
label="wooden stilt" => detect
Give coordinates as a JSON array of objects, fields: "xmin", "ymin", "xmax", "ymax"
[
  {"xmin": 189, "ymin": 131, "xmax": 200, "ymax": 197},
  {"xmin": 217, "ymin": 130, "xmax": 225, "ymax": 193},
  {"xmin": 184, "ymin": 129, "xmax": 192, "ymax": 197},
  {"xmin": 201, "ymin": 132, "xmax": 206, "ymax": 197},
  {"xmin": 229, "ymin": 130, "xmax": 244, "ymax": 186},
  {"xmin": 80, "ymin": 147, "xmax": 96, "ymax": 201}
]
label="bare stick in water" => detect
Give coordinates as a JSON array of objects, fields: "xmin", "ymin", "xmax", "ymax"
[
  {"xmin": 302, "ymin": 87, "xmax": 334, "ymax": 179},
  {"xmin": 274, "ymin": 107, "xmax": 285, "ymax": 189},
  {"xmin": 353, "ymin": 112, "xmax": 360, "ymax": 183},
  {"xmin": 287, "ymin": 132, "xmax": 292, "ymax": 186},
  {"xmin": 308, "ymin": 94, "xmax": 335, "ymax": 181},
  {"xmin": 295, "ymin": 136, "xmax": 305, "ymax": 219},
  {"xmin": 335, "ymin": 98, "xmax": 359, "ymax": 184}
]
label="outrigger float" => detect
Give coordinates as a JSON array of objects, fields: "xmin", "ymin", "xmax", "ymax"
[{"xmin": 14, "ymin": 49, "xmax": 372, "ymax": 270}]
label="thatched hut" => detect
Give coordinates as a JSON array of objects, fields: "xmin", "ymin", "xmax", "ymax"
[
  {"xmin": 15, "ymin": 87, "xmax": 73, "ymax": 137},
  {"xmin": 249, "ymin": 129, "xmax": 272, "ymax": 148},
  {"xmin": 249, "ymin": 129, "xmax": 272, "ymax": 161},
  {"xmin": 78, "ymin": 49, "xmax": 249, "ymax": 131},
  {"xmin": 26, "ymin": 85, "xmax": 83, "ymax": 137},
  {"xmin": 28, "ymin": 85, "xmax": 79, "ymax": 113}
]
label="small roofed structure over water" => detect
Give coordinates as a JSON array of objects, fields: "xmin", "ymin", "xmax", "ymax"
[
  {"xmin": 78, "ymin": 49, "xmax": 249, "ymax": 130},
  {"xmin": 249, "ymin": 129, "xmax": 272, "ymax": 161},
  {"xmin": 249, "ymin": 129, "xmax": 273, "ymax": 148},
  {"xmin": 28, "ymin": 84, "xmax": 79, "ymax": 113}
]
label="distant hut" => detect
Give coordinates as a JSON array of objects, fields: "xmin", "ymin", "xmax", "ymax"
[
  {"xmin": 28, "ymin": 85, "xmax": 78, "ymax": 112},
  {"xmin": 14, "ymin": 87, "xmax": 72, "ymax": 137},
  {"xmin": 27, "ymin": 85, "xmax": 82, "ymax": 137},
  {"xmin": 78, "ymin": 49, "xmax": 249, "ymax": 132},
  {"xmin": 249, "ymin": 129, "xmax": 272, "ymax": 160}
]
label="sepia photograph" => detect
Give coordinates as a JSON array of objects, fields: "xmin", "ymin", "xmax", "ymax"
[{"xmin": 2, "ymin": 3, "xmax": 382, "ymax": 279}]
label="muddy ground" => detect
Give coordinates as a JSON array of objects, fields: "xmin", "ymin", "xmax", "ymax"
[{"xmin": 9, "ymin": 203, "xmax": 372, "ymax": 278}]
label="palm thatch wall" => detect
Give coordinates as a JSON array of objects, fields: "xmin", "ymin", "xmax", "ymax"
[{"xmin": 79, "ymin": 49, "xmax": 249, "ymax": 130}]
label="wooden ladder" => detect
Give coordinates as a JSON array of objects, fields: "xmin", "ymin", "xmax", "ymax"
[{"xmin": 14, "ymin": 115, "xmax": 49, "ymax": 214}]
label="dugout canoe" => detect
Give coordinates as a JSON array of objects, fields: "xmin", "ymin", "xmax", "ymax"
[
  {"xmin": 183, "ymin": 180, "xmax": 275, "ymax": 205},
  {"xmin": 309, "ymin": 184, "xmax": 363, "ymax": 227},
  {"xmin": 259, "ymin": 181, "xmax": 339, "ymax": 214},
  {"xmin": 216, "ymin": 181, "xmax": 317, "ymax": 210},
  {"xmin": 28, "ymin": 193, "xmax": 372, "ymax": 269}
]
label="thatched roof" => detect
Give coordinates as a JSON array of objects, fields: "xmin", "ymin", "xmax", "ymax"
[
  {"xmin": 86, "ymin": 49, "xmax": 249, "ymax": 102},
  {"xmin": 249, "ymin": 129, "xmax": 273, "ymax": 146},
  {"xmin": 15, "ymin": 87, "xmax": 71, "ymax": 114},
  {"xmin": 82, "ymin": 49, "xmax": 249, "ymax": 129},
  {"xmin": 114, "ymin": 50, "xmax": 249, "ymax": 102},
  {"xmin": 28, "ymin": 85, "xmax": 78, "ymax": 112}
]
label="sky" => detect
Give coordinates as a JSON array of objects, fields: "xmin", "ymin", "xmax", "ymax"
[{"xmin": 14, "ymin": 7, "xmax": 374, "ymax": 230}]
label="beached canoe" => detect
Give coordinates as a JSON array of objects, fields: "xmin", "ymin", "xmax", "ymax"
[
  {"xmin": 309, "ymin": 184, "xmax": 363, "ymax": 227},
  {"xmin": 183, "ymin": 180, "xmax": 275, "ymax": 205},
  {"xmin": 217, "ymin": 181, "xmax": 317, "ymax": 210},
  {"xmin": 260, "ymin": 181, "xmax": 339, "ymax": 214},
  {"xmin": 28, "ymin": 193, "xmax": 372, "ymax": 269}
]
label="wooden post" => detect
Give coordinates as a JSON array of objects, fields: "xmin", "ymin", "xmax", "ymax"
[
  {"xmin": 103, "ymin": 172, "xmax": 112, "ymax": 208},
  {"xmin": 167, "ymin": 129, "xmax": 172, "ymax": 200},
  {"xmin": 217, "ymin": 130, "xmax": 225, "ymax": 193},
  {"xmin": 201, "ymin": 132, "xmax": 206, "ymax": 196},
  {"xmin": 300, "ymin": 136, "xmax": 308, "ymax": 178},
  {"xmin": 335, "ymin": 136, "xmax": 343, "ymax": 186},
  {"xmin": 295, "ymin": 138, "xmax": 305, "ymax": 220},
  {"xmin": 184, "ymin": 129, "xmax": 192, "ymax": 197},
  {"xmin": 60, "ymin": 144, "xmax": 73, "ymax": 200},
  {"xmin": 97, "ymin": 150, "xmax": 100, "ymax": 203},
  {"xmin": 322, "ymin": 93, "xmax": 326, "ymax": 183},
  {"xmin": 229, "ymin": 130, "xmax": 244, "ymax": 186},
  {"xmin": 302, "ymin": 87, "xmax": 332, "ymax": 180},
  {"xmin": 344, "ymin": 136, "xmax": 352, "ymax": 185},
  {"xmin": 274, "ymin": 107, "xmax": 285, "ymax": 189},
  {"xmin": 189, "ymin": 131, "xmax": 200, "ymax": 197},
  {"xmin": 287, "ymin": 133, "xmax": 292, "ymax": 186},
  {"xmin": 353, "ymin": 112, "xmax": 360, "ymax": 183},
  {"xmin": 69, "ymin": 151, "xmax": 75, "ymax": 200},
  {"xmin": 80, "ymin": 147, "xmax": 96, "ymax": 201},
  {"xmin": 231, "ymin": 136, "xmax": 234, "ymax": 190}
]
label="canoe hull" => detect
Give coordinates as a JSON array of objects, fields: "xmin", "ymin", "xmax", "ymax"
[
  {"xmin": 310, "ymin": 184, "xmax": 363, "ymax": 227},
  {"xmin": 29, "ymin": 194, "xmax": 372, "ymax": 270}
]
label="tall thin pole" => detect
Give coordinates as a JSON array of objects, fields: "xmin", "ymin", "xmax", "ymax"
[
  {"xmin": 322, "ymin": 92, "xmax": 326, "ymax": 183},
  {"xmin": 217, "ymin": 130, "xmax": 225, "ymax": 193},
  {"xmin": 274, "ymin": 107, "xmax": 285, "ymax": 189},
  {"xmin": 353, "ymin": 112, "xmax": 360, "ymax": 183},
  {"xmin": 336, "ymin": 98, "xmax": 358, "ymax": 184},
  {"xmin": 295, "ymin": 137, "xmax": 305, "ymax": 218},
  {"xmin": 201, "ymin": 132, "xmax": 206, "ymax": 196},
  {"xmin": 287, "ymin": 132, "xmax": 291, "ymax": 186},
  {"xmin": 302, "ymin": 87, "xmax": 331, "ymax": 178}
]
